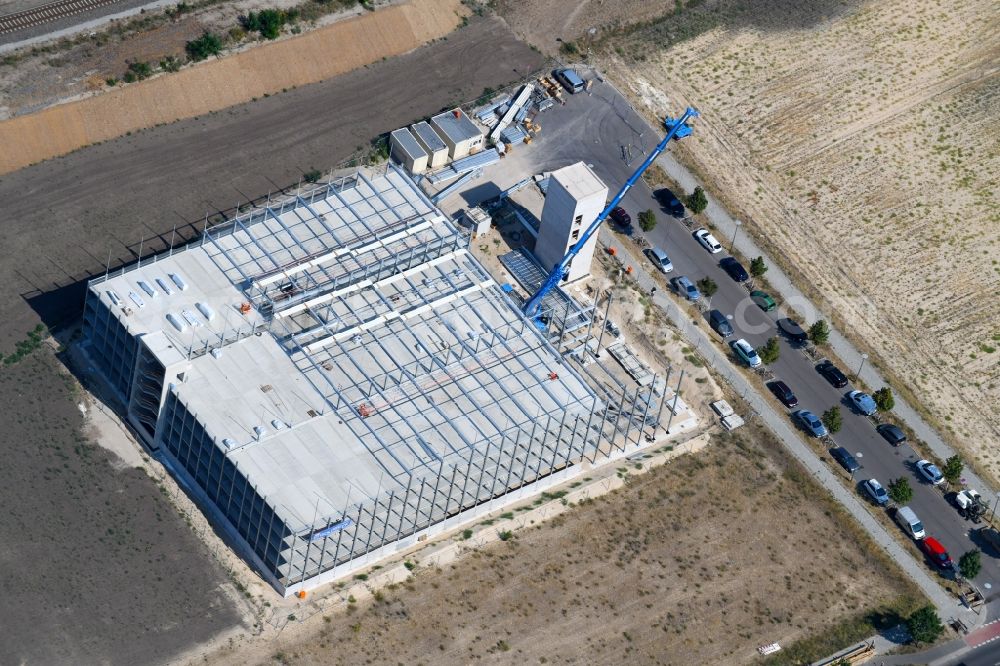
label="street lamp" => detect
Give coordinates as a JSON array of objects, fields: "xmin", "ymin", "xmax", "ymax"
[
  {"xmin": 730, "ymin": 219, "xmax": 742, "ymax": 252},
  {"xmin": 991, "ymin": 492, "xmax": 1000, "ymax": 524},
  {"xmin": 856, "ymin": 353, "xmax": 869, "ymax": 381}
]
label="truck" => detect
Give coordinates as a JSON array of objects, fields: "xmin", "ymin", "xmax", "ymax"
[{"xmin": 952, "ymin": 489, "xmax": 987, "ymax": 522}]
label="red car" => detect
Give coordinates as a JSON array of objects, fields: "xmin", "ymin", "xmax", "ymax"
[{"xmin": 919, "ymin": 537, "xmax": 954, "ymax": 571}]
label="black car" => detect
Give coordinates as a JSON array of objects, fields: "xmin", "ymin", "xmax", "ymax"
[
  {"xmin": 817, "ymin": 360, "xmax": 849, "ymax": 388},
  {"xmin": 830, "ymin": 446, "xmax": 861, "ymax": 473},
  {"xmin": 719, "ymin": 257, "xmax": 749, "ymax": 282},
  {"xmin": 877, "ymin": 423, "xmax": 907, "ymax": 446},
  {"xmin": 777, "ymin": 318, "xmax": 808, "ymax": 344},
  {"xmin": 654, "ymin": 188, "xmax": 685, "ymax": 217},
  {"xmin": 767, "ymin": 380, "xmax": 798, "ymax": 408},
  {"xmin": 708, "ymin": 309, "xmax": 733, "ymax": 337},
  {"xmin": 609, "ymin": 206, "xmax": 634, "ymax": 235}
]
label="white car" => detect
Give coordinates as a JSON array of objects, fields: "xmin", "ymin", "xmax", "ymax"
[
  {"xmin": 693, "ymin": 228, "xmax": 723, "ymax": 254},
  {"xmin": 731, "ymin": 338, "xmax": 762, "ymax": 368},
  {"xmin": 916, "ymin": 459, "xmax": 944, "ymax": 485}
]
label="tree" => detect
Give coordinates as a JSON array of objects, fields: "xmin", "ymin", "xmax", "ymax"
[
  {"xmin": 905, "ymin": 605, "xmax": 944, "ymax": 645},
  {"xmin": 809, "ymin": 319, "xmax": 830, "ymax": 345},
  {"xmin": 750, "ymin": 256, "xmax": 768, "ymax": 278},
  {"xmin": 686, "ymin": 186, "xmax": 708, "ymax": 214},
  {"xmin": 821, "ymin": 406, "xmax": 842, "ymax": 433},
  {"xmin": 638, "ymin": 209, "xmax": 657, "ymax": 232},
  {"xmin": 942, "ymin": 455, "xmax": 963, "ymax": 485},
  {"xmin": 959, "ymin": 549, "xmax": 982, "ymax": 580},
  {"xmin": 873, "ymin": 386, "xmax": 894, "ymax": 412},
  {"xmin": 888, "ymin": 477, "xmax": 913, "ymax": 504},
  {"xmin": 697, "ymin": 276, "xmax": 718, "ymax": 297},
  {"xmin": 185, "ymin": 31, "xmax": 223, "ymax": 61},
  {"xmin": 759, "ymin": 337, "xmax": 780, "ymax": 364}
]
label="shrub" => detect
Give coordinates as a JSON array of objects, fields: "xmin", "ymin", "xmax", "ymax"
[
  {"xmin": 697, "ymin": 276, "xmax": 717, "ymax": 297},
  {"xmin": 186, "ymin": 32, "xmax": 223, "ymax": 61},
  {"xmin": 241, "ymin": 9, "xmax": 291, "ymax": 39},
  {"xmin": 942, "ymin": 455, "xmax": 963, "ymax": 484},
  {"xmin": 822, "ymin": 406, "xmax": 842, "ymax": 433},
  {"xmin": 498, "ymin": 530, "xmax": 513, "ymax": 541},
  {"xmin": 750, "ymin": 256, "xmax": 767, "ymax": 277},
  {"xmin": 905, "ymin": 605, "xmax": 944, "ymax": 645},
  {"xmin": 809, "ymin": 319, "xmax": 830, "ymax": 345},
  {"xmin": 959, "ymin": 549, "xmax": 981, "ymax": 580},
  {"xmin": 303, "ymin": 169, "xmax": 322, "ymax": 183},
  {"xmin": 873, "ymin": 387, "xmax": 894, "ymax": 412},
  {"xmin": 461, "ymin": 529, "xmax": 473, "ymax": 540},
  {"xmin": 638, "ymin": 209, "xmax": 657, "ymax": 232},
  {"xmin": 759, "ymin": 337, "xmax": 780, "ymax": 364},
  {"xmin": 559, "ymin": 40, "xmax": 579, "ymax": 56},
  {"xmin": 686, "ymin": 186, "xmax": 708, "ymax": 214},
  {"xmin": 159, "ymin": 55, "xmax": 182, "ymax": 72},
  {"xmin": 125, "ymin": 60, "xmax": 152, "ymax": 81},
  {"xmin": 888, "ymin": 477, "xmax": 913, "ymax": 504},
  {"xmin": 105, "ymin": 77, "xmax": 117, "ymax": 86}
]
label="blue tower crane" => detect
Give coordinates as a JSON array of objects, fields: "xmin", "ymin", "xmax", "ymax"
[{"xmin": 522, "ymin": 107, "xmax": 699, "ymax": 320}]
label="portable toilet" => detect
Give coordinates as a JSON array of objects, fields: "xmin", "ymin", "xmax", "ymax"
[
  {"xmin": 411, "ymin": 121, "xmax": 449, "ymax": 168},
  {"xmin": 430, "ymin": 108, "xmax": 485, "ymax": 160},
  {"xmin": 390, "ymin": 128, "xmax": 429, "ymax": 175}
]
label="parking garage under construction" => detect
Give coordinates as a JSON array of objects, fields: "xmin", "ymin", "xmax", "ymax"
[{"xmin": 82, "ymin": 164, "xmax": 679, "ymax": 595}]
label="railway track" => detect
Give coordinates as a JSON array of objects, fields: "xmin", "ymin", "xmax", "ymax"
[{"xmin": 0, "ymin": 0, "xmax": 122, "ymax": 36}]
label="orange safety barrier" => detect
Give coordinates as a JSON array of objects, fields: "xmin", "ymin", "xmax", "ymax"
[{"xmin": 607, "ymin": 247, "xmax": 617, "ymax": 256}]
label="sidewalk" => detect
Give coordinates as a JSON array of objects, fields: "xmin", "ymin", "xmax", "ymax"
[
  {"xmin": 599, "ymin": 226, "xmax": 964, "ymax": 619},
  {"xmin": 654, "ymin": 151, "xmax": 996, "ymax": 499}
]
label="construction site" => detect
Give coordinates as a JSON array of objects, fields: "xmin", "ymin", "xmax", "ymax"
[{"xmin": 82, "ymin": 99, "xmax": 699, "ymax": 595}]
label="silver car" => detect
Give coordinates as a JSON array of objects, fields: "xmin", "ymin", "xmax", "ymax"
[{"xmin": 644, "ymin": 247, "xmax": 673, "ymax": 273}]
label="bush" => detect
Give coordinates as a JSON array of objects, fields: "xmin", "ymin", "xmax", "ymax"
[
  {"xmin": 105, "ymin": 77, "xmax": 117, "ymax": 86},
  {"xmin": 159, "ymin": 55, "xmax": 182, "ymax": 72},
  {"xmin": 905, "ymin": 606, "xmax": 944, "ymax": 645},
  {"xmin": 686, "ymin": 186, "xmax": 708, "ymax": 214},
  {"xmin": 822, "ymin": 406, "xmax": 842, "ymax": 433},
  {"xmin": 750, "ymin": 256, "xmax": 768, "ymax": 277},
  {"xmin": 303, "ymin": 169, "xmax": 322, "ymax": 183},
  {"xmin": 186, "ymin": 31, "xmax": 223, "ymax": 61},
  {"xmin": 638, "ymin": 209, "xmax": 657, "ymax": 232},
  {"xmin": 126, "ymin": 60, "xmax": 153, "ymax": 80},
  {"xmin": 873, "ymin": 386, "xmax": 894, "ymax": 412},
  {"xmin": 942, "ymin": 455, "xmax": 963, "ymax": 485},
  {"xmin": 809, "ymin": 319, "xmax": 830, "ymax": 345},
  {"xmin": 697, "ymin": 276, "xmax": 717, "ymax": 297},
  {"xmin": 559, "ymin": 40, "xmax": 579, "ymax": 56},
  {"xmin": 959, "ymin": 549, "xmax": 981, "ymax": 580},
  {"xmin": 241, "ymin": 9, "xmax": 291, "ymax": 39},
  {"xmin": 759, "ymin": 337, "xmax": 780, "ymax": 364},
  {"xmin": 888, "ymin": 477, "xmax": 913, "ymax": 504}
]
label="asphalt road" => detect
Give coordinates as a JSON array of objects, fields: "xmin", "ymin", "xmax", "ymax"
[{"xmin": 493, "ymin": 77, "xmax": 1000, "ymax": 593}]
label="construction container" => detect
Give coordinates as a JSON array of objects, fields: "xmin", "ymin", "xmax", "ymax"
[
  {"xmin": 411, "ymin": 121, "xmax": 449, "ymax": 168},
  {"xmin": 430, "ymin": 108, "xmax": 485, "ymax": 160},
  {"xmin": 389, "ymin": 128, "xmax": 429, "ymax": 174}
]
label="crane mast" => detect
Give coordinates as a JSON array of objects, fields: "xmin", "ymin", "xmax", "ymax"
[{"xmin": 522, "ymin": 107, "xmax": 699, "ymax": 319}]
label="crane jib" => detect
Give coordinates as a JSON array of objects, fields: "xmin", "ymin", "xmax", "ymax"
[{"xmin": 522, "ymin": 107, "xmax": 699, "ymax": 319}]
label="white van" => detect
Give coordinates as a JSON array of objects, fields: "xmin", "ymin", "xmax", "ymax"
[{"xmin": 894, "ymin": 505, "xmax": 925, "ymax": 540}]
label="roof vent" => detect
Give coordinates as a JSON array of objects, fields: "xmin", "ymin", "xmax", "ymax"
[
  {"xmin": 128, "ymin": 291, "xmax": 146, "ymax": 308},
  {"xmin": 138, "ymin": 280, "xmax": 157, "ymax": 297},
  {"xmin": 196, "ymin": 302, "xmax": 215, "ymax": 321},
  {"xmin": 168, "ymin": 272, "xmax": 188, "ymax": 291},
  {"xmin": 223, "ymin": 438, "xmax": 236, "ymax": 449},
  {"xmin": 166, "ymin": 313, "xmax": 186, "ymax": 332},
  {"xmin": 270, "ymin": 419, "xmax": 287, "ymax": 430},
  {"xmin": 156, "ymin": 277, "xmax": 174, "ymax": 295},
  {"xmin": 253, "ymin": 426, "xmax": 266, "ymax": 439},
  {"xmin": 106, "ymin": 290, "xmax": 121, "ymax": 306}
]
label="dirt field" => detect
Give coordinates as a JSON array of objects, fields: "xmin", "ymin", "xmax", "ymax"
[
  {"xmin": 198, "ymin": 422, "xmax": 922, "ymax": 666},
  {"xmin": 0, "ymin": 0, "xmax": 466, "ymax": 174},
  {"xmin": 0, "ymin": 350, "xmax": 247, "ymax": 665},
  {"xmin": 495, "ymin": 0, "xmax": 1000, "ymax": 483}
]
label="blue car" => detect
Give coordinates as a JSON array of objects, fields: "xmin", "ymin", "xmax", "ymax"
[
  {"xmin": 794, "ymin": 410, "xmax": 828, "ymax": 438},
  {"xmin": 848, "ymin": 390, "xmax": 877, "ymax": 416},
  {"xmin": 674, "ymin": 275, "xmax": 700, "ymax": 301}
]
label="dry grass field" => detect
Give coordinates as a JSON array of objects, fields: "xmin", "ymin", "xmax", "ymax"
[
  {"xmin": 202, "ymin": 423, "xmax": 922, "ymax": 666},
  {"xmin": 498, "ymin": 0, "xmax": 1000, "ymax": 482}
]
